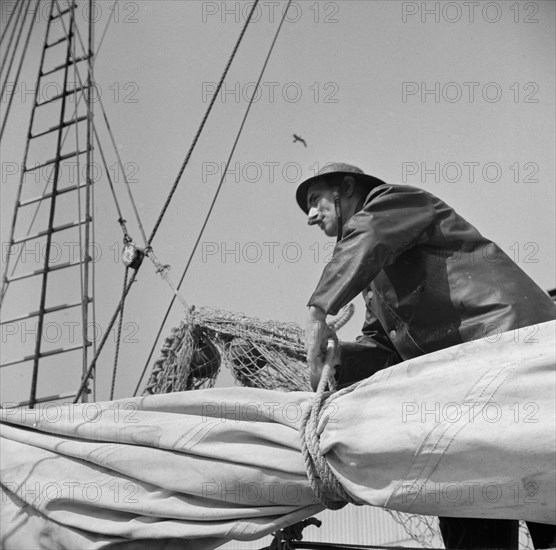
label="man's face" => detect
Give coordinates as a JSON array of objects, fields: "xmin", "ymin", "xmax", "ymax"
[{"xmin": 306, "ymin": 180, "xmax": 338, "ymax": 237}]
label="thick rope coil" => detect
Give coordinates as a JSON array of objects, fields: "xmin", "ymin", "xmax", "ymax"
[
  {"xmin": 299, "ymin": 329, "xmax": 359, "ymax": 510},
  {"xmin": 297, "ymin": 305, "xmax": 356, "ymax": 508}
]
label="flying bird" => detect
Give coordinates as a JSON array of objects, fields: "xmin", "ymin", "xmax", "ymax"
[{"xmin": 293, "ymin": 134, "xmax": 307, "ymax": 147}]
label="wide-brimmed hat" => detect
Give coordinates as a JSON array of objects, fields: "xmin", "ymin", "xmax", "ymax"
[{"xmin": 295, "ymin": 162, "xmax": 384, "ymax": 214}]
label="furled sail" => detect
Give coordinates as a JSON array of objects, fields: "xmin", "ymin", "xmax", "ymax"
[{"xmin": 1, "ymin": 320, "xmax": 555, "ymax": 548}]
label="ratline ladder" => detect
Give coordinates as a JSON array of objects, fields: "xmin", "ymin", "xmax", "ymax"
[{"xmin": 0, "ymin": 0, "xmax": 95, "ymax": 407}]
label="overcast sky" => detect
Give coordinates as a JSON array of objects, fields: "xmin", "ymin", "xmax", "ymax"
[{"xmin": 1, "ymin": 0, "xmax": 554, "ymax": 404}]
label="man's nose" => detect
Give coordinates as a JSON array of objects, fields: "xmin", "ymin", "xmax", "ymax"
[{"xmin": 307, "ymin": 207, "xmax": 321, "ymax": 225}]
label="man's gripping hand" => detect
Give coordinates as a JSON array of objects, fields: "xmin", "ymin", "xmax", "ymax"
[{"xmin": 306, "ymin": 305, "xmax": 332, "ymax": 391}]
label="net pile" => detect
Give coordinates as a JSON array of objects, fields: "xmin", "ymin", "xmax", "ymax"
[
  {"xmin": 143, "ymin": 306, "xmax": 310, "ymax": 395},
  {"xmin": 142, "ymin": 305, "xmax": 534, "ymax": 549}
]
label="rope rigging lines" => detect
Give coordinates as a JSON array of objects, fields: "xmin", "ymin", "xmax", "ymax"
[
  {"xmin": 133, "ymin": 0, "xmax": 294, "ymax": 396},
  {"xmin": 0, "ymin": 0, "xmax": 39, "ymax": 140},
  {"xmin": 75, "ymin": 0, "xmax": 272, "ymax": 401}
]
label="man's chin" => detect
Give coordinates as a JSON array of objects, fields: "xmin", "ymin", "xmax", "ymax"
[{"xmin": 323, "ymin": 226, "xmax": 337, "ymax": 237}]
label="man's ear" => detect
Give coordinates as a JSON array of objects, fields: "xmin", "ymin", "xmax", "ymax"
[{"xmin": 341, "ymin": 175, "xmax": 356, "ymax": 197}]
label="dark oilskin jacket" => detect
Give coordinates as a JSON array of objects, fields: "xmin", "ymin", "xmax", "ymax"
[{"xmin": 307, "ymin": 184, "xmax": 556, "ymax": 389}]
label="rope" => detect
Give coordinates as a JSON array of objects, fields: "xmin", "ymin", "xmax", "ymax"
[
  {"xmin": 94, "ymin": 0, "xmax": 118, "ymax": 61},
  {"xmin": 92, "ymin": 125, "xmax": 129, "ymax": 231},
  {"xmin": 109, "ymin": 267, "xmax": 128, "ymax": 399},
  {"xmin": 0, "ymin": 0, "xmax": 21, "ymax": 46},
  {"xmin": 146, "ymin": 249, "xmax": 191, "ymax": 313},
  {"xmin": 0, "ymin": 0, "xmax": 30, "ymax": 101},
  {"xmin": 74, "ymin": 270, "xmax": 137, "ymax": 402},
  {"xmin": 0, "ymin": 0, "xmax": 38, "ymax": 141},
  {"xmin": 98, "ymin": 99, "xmax": 149, "ymax": 246},
  {"xmin": 0, "ymin": 0, "xmax": 25, "ymax": 77},
  {"xmin": 70, "ymin": 23, "xmax": 91, "ymax": 396},
  {"xmin": 299, "ymin": 331, "xmax": 358, "ymax": 510}
]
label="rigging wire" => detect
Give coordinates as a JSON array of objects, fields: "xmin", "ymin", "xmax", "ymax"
[
  {"xmin": 97, "ymin": 102, "xmax": 149, "ymax": 245},
  {"xmin": 92, "ymin": 126, "xmax": 127, "ymax": 223},
  {"xmin": 74, "ymin": 271, "xmax": 138, "ymax": 402},
  {"xmin": 74, "ymin": 0, "xmax": 261, "ymax": 402},
  {"xmin": 93, "ymin": 0, "xmax": 118, "ymax": 61},
  {"xmin": 60, "ymin": 5, "xmax": 148, "ymax": 245},
  {"xmin": 0, "ymin": 0, "xmax": 30, "ymax": 92},
  {"xmin": 90, "ymin": 155, "xmax": 98, "ymax": 401},
  {"xmin": 133, "ymin": 0, "xmax": 294, "ymax": 396},
  {"xmin": 0, "ymin": 0, "xmax": 21, "ymax": 46},
  {"xmin": 0, "ymin": 0, "xmax": 38, "ymax": 141},
  {"xmin": 69, "ymin": 6, "xmax": 94, "ymax": 403},
  {"xmin": 71, "ymin": 20, "xmax": 86, "ymax": 350},
  {"xmin": 110, "ymin": 267, "xmax": 129, "ymax": 399},
  {"xmin": 0, "ymin": 0, "xmax": 24, "ymax": 76}
]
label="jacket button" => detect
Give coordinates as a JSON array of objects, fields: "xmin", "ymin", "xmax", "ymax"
[{"xmin": 389, "ymin": 329, "xmax": 396, "ymax": 339}]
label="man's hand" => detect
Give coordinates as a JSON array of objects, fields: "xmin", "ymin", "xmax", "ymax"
[{"xmin": 306, "ymin": 306, "xmax": 331, "ymax": 391}]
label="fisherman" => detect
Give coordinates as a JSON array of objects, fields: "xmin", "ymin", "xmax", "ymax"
[{"xmin": 297, "ymin": 162, "xmax": 556, "ymax": 549}]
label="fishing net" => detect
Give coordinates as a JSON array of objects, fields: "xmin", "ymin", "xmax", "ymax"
[
  {"xmin": 143, "ymin": 306, "xmax": 310, "ymax": 395},
  {"xmin": 143, "ymin": 305, "xmax": 534, "ymax": 549}
]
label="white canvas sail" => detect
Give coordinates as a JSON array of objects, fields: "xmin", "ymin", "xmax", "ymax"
[{"xmin": 2, "ymin": 320, "xmax": 554, "ymax": 549}]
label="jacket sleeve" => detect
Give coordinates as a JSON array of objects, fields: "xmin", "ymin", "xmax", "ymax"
[
  {"xmin": 336, "ymin": 305, "xmax": 401, "ymax": 388},
  {"xmin": 308, "ymin": 185, "xmax": 437, "ymax": 315}
]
